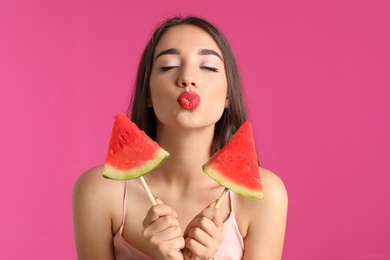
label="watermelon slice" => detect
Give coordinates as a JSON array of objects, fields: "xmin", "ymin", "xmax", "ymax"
[
  {"xmin": 202, "ymin": 121, "xmax": 263, "ymax": 199},
  {"xmin": 103, "ymin": 112, "xmax": 170, "ymax": 180}
]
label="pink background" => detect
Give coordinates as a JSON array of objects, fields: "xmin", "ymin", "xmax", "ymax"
[{"xmin": 1, "ymin": 1, "xmax": 389, "ymax": 259}]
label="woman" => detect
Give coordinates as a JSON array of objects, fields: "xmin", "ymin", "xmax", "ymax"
[{"xmin": 73, "ymin": 16, "xmax": 288, "ymax": 260}]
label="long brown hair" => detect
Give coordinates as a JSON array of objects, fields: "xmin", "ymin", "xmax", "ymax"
[{"xmin": 128, "ymin": 16, "xmax": 247, "ymax": 153}]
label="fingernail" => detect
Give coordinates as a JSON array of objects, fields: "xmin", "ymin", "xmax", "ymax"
[{"xmin": 173, "ymin": 210, "xmax": 178, "ymax": 218}]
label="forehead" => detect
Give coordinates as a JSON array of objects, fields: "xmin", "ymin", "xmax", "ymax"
[{"xmin": 154, "ymin": 24, "xmax": 222, "ymax": 57}]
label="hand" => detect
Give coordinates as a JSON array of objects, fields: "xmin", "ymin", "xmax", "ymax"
[
  {"xmin": 183, "ymin": 202, "xmax": 223, "ymax": 260},
  {"xmin": 143, "ymin": 198, "xmax": 185, "ymax": 260}
]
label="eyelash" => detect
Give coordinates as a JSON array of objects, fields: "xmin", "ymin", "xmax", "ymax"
[
  {"xmin": 159, "ymin": 66, "xmax": 219, "ymax": 72},
  {"xmin": 160, "ymin": 66, "xmax": 178, "ymax": 71},
  {"xmin": 201, "ymin": 66, "xmax": 219, "ymax": 72}
]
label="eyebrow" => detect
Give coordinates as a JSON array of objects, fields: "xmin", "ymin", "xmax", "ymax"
[
  {"xmin": 155, "ymin": 48, "xmax": 180, "ymax": 60},
  {"xmin": 155, "ymin": 48, "xmax": 223, "ymax": 61},
  {"xmin": 198, "ymin": 49, "xmax": 223, "ymax": 60}
]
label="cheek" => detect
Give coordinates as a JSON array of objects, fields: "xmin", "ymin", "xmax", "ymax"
[
  {"xmin": 149, "ymin": 86, "xmax": 176, "ymax": 113},
  {"xmin": 149, "ymin": 77, "xmax": 164, "ymax": 104},
  {"xmin": 209, "ymin": 78, "xmax": 228, "ymax": 100},
  {"xmin": 204, "ymin": 80, "xmax": 228, "ymax": 112}
]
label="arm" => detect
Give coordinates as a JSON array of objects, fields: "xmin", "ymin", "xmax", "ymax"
[
  {"xmin": 72, "ymin": 167, "xmax": 116, "ymax": 260},
  {"xmin": 242, "ymin": 168, "xmax": 288, "ymax": 260}
]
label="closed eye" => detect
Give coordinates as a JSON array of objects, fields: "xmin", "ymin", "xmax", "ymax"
[
  {"xmin": 201, "ymin": 66, "xmax": 219, "ymax": 72},
  {"xmin": 160, "ymin": 66, "xmax": 179, "ymax": 71}
]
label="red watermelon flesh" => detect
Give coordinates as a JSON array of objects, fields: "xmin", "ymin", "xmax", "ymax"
[
  {"xmin": 103, "ymin": 112, "xmax": 170, "ymax": 180},
  {"xmin": 202, "ymin": 121, "xmax": 263, "ymax": 199}
]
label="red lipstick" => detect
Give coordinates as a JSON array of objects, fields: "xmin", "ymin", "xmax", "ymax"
[{"xmin": 177, "ymin": 92, "xmax": 201, "ymax": 110}]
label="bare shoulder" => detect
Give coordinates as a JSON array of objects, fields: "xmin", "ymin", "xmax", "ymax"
[
  {"xmin": 72, "ymin": 165, "xmax": 124, "ymax": 222},
  {"xmin": 73, "ymin": 166, "xmax": 114, "ymax": 201},
  {"xmin": 259, "ymin": 166, "xmax": 288, "ymax": 204},
  {"xmin": 74, "ymin": 165, "xmax": 125, "ymax": 189},
  {"xmin": 72, "ymin": 166, "xmax": 124, "ymax": 259},
  {"xmin": 235, "ymin": 167, "xmax": 288, "ymax": 213},
  {"xmin": 74, "ymin": 165, "xmax": 110, "ymax": 193},
  {"xmin": 235, "ymin": 167, "xmax": 288, "ymax": 259}
]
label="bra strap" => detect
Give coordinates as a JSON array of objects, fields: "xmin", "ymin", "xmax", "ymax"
[
  {"xmin": 121, "ymin": 181, "xmax": 128, "ymax": 227},
  {"xmin": 228, "ymin": 190, "xmax": 234, "ymax": 213}
]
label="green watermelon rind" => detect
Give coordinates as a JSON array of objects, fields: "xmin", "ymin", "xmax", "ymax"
[
  {"xmin": 103, "ymin": 149, "xmax": 170, "ymax": 180},
  {"xmin": 202, "ymin": 163, "xmax": 264, "ymax": 199}
]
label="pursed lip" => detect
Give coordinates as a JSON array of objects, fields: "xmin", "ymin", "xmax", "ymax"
[{"xmin": 177, "ymin": 92, "xmax": 201, "ymax": 110}]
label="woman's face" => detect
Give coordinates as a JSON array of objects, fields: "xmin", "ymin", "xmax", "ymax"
[{"xmin": 149, "ymin": 24, "xmax": 228, "ymax": 130}]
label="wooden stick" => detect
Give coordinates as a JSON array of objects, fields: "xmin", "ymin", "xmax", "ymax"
[
  {"xmin": 140, "ymin": 176, "xmax": 157, "ymax": 205},
  {"xmin": 215, "ymin": 187, "xmax": 228, "ymax": 208}
]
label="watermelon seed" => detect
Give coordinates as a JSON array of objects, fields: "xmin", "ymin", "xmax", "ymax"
[{"xmin": 118, "ymin": 142, "xmax": 123, "ymax": 149}]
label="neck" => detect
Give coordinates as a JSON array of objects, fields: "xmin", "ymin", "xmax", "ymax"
[{"xmin": 147, "ymin": 123, "xmax": 217, "ymax": 191}]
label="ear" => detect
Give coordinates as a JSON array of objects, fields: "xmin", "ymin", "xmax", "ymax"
[
  {"xmin": 147, "ymin": 97, "xmax": 153, "ymax": 107},
  {"xmin": 225, "ymin": 98, "xmax": 230, "ymax": 108},
  {"xmin": 147, "ymin": 90, "xmax": 153, "ymax": 107}
]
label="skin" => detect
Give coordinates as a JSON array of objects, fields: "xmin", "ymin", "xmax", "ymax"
[
  {"xmin": 149, "ymin": 25, "xmax": 229, "ymax": 131},
  {"xmin": 73, "ymin": 24, "xmax": 288, "ymax": 260}
]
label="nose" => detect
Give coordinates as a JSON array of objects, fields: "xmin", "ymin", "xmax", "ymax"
[
  {"xmin": 177, "ymin": 65, "xmax": 198, "ymax": 89},
  {"xmin": 179, "ymin": 80, "xmax": 196, "ymax": 88}
]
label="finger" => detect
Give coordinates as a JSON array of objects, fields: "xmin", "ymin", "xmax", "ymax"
[
  {"xmin": 165, "ymin": 235, "xmax": 185, "ymax": 249},
  {"xmin": 184, "ymin": 209, "xmax": 222, "ymax": 240},
  {"xmin": 185, "ymin": 235, "xmax": 215, "ymax": 259},
  {"xmin": 206, "ymin": 200, "xmax": 217, "ymax": 208},
  {"xmin": 187, "ymin": 226, "xmax": 214, "ymax": 245},
  {"xmin": 143, "ymin": 204, "xmax": 177, "ymax": 227},
  {"xmin": 143, "ymin": 205, "xmax": 172, "ymax": 226},
  {"xmin": 200, "ymin": 207, "xmax": 223, "ymax": 230},
  {"xmin": 155, "ymin": 197, "xmax": 178, "ymax": 217},
  {"xmin": 151, "ymin": 236, "xmax": 185, "ymax": 258},
  {"xmin": 149, "ymin": 225, "xmax": 183, "ymax": 244},
  {"xmin": 188, "ymin": 216, "xmax": 223, "ymax": 246},
  {"xmin": 152, "ymin": 216, "xmax": 182, "ymax": 238},
  {"xmin": 155, "ymin": 197, "xmax": 164, "ymax": 205},
  {"xmin": 156, "ymin": 216, "xmax": 182, "ymax": 240},
  {"xmin": 189, "ymin": 217, "xmax": 223, "ymax": 242},
  {"xmin": 143, "ymin": 217, "xmax": 184, "ymax": 247}
]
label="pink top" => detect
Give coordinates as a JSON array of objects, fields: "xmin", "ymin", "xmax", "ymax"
[{"xmin": 113, "ymin": 182, "xmax": 244, "ymax": 260}]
